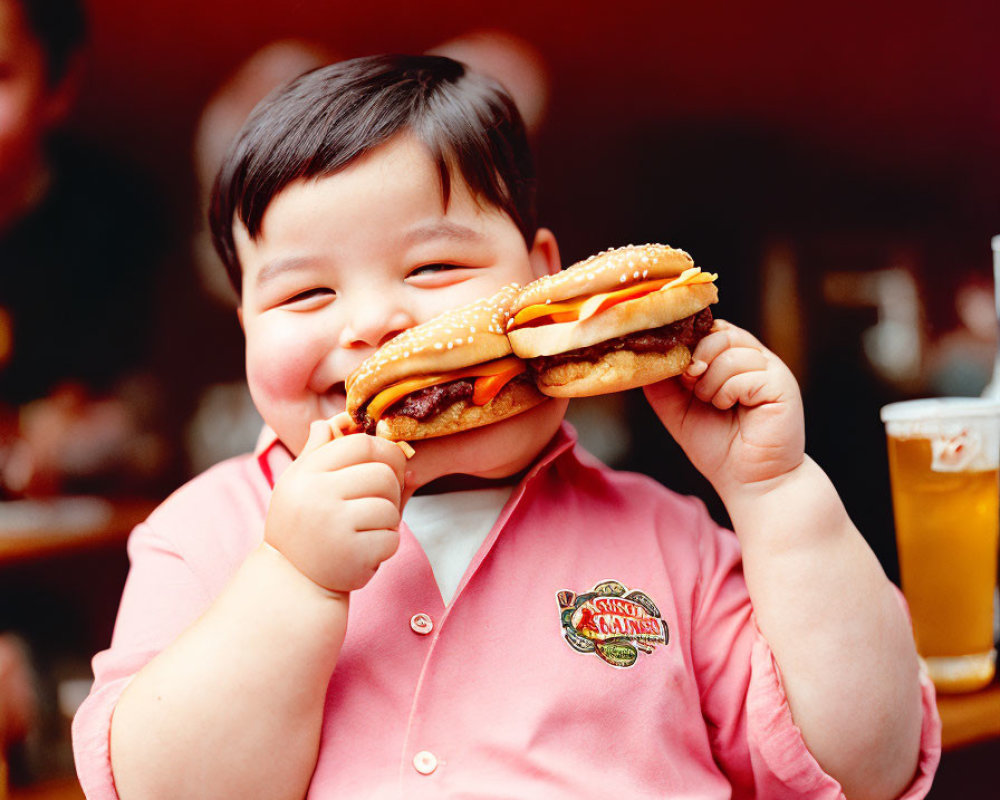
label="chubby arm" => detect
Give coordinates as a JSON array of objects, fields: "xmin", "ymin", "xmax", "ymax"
[
  {"xmin": 645, "ymin": 321, "xmax": 922, "ymax": 800},
  {"xmin": 109, "ymin": 422, "xmax": 406, "ymax": 800}
]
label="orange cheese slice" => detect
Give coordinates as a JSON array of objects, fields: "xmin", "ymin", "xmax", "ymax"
[
  {"xmin": 472, "ymin": 362, "xmax": 526, "ymax": 405},
  {"xmin": 511, "ymin": 268, "xmax": 716, "ymax": 329},
  {"xmin": 510, "ymin": 298, "xmax": 595, "ymax": 328},
  {"xmin": 366, "ymin": 356, "xmax": 525, "ymax": 421}
]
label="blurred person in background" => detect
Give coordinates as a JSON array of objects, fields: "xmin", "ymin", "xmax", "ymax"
[
  {"xmin": 0, "ymin": 0, "xmax": 170, "ymax": 498},
  {"xmin": 925, "ymin": 270, "xmax": 998, "ymax": 397},
  {"xmin": 0, "ymin": 0, "xmax": 172, "ymax": 782},
  {"xmin": 428, "ymin": 29, "xmax": 549, "ymax": 138}
]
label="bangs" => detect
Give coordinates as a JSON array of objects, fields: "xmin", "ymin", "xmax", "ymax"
[{"xmin": 210, "ymin": 54, "xmax": 537, "ymax": 293}]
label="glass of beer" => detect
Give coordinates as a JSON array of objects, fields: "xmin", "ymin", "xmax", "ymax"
[{"xmin": 881, "ymin": 397, "xmax": 1000, "ymax": 693}]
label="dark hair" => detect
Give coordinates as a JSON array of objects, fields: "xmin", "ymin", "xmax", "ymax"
[
  {"xmin": 17, "ymin": 0, "xmax": 88, "ymax": 86},
  {"xmin": 210, "ymin": 54, "xmax": 538, "ymax": 294}
]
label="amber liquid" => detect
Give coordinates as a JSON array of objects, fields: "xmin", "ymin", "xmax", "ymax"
[{"xmin": 888, "ymin": 435, "xmax": 999, "ymax": 688}]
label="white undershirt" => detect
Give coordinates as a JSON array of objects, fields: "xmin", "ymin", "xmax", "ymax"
[{"xmin": 402, "ymin": 486, "xmax": 514, "ymax": 605}]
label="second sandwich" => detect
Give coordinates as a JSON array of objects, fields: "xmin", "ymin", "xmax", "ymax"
[{"xmin": 506, "ymin": 244, "xmax": 719, "ymax": 397}]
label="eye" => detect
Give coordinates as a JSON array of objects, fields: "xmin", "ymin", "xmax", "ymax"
[
  {"xmin": 282, "ymin": 287, "xmax": 335, "ymax": 309},
  {"xmin": 408, "ymin": 263, "xmax": 465, "ymax": 278},
  {"xmin": 406, "ymin": 263, "xmax": 484, "ymax": 288}
]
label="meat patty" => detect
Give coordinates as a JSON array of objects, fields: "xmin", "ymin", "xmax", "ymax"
[{"xmin": 530, "ymin": 308, "xmax": 714, "ymax": 373}]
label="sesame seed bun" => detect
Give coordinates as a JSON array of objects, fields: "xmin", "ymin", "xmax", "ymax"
[
  {"xmin": 508, "ymin": 244, "xmax": 718, "ymax": 397},
  {"xmin": 513, "ymin": 243, "xmax": 697, "ymax": 309},
  {"xmin": 345, "ymin": 284, "xmax": 548, "ymax": 440}
]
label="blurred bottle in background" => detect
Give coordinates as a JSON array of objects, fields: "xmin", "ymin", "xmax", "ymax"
[{"xmin": 978, "ymin": 236, "xmax": 1000, "ymax": 400}]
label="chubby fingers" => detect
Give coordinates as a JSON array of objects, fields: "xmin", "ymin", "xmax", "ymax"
[
  {"xmin": 300, "ymin": 418, "xmax": 336, "ymax": 455},
  {"xmin": 338, "ymin": 495, "xmax": 403, "ymax": 535},
  {"xmin": 689, "ymin": 319, "xmax": 767, "ymax": 367},
  {"xmin": 329, "ymin": 411, "xmax": 363, "ymax": 438},
  {"xmin": 300, "ymin": 429, "xmax": 407, "ymax": 487},
  {"xmin": 335, "ymin": 462, "xmax": 404, "ymax": 506},
  {"xmin": 271, "ymin": 430, "xmax": 405, "ymax": 593},
  {"xmin": 683, "ymin": 320, "xmax": 777, "ymax": 410}
]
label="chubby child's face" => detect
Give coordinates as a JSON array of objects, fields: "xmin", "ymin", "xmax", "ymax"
[
  {"xmin": 235, "ymin": 133, "xmax": 567, "ymax": 480},
  {"xmin": 0, "ymin": 0, "xmax": 69, "ymax": 193}
]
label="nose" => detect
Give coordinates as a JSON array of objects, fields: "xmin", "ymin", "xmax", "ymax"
[{"xmin": 338, "ymin": 292, "xmax": 414, "ymax": 350}]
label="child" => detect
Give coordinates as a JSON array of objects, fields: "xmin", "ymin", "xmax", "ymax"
[{"xmin": 73, "ymin": 55, "xmax": 938, "ymax": 799}]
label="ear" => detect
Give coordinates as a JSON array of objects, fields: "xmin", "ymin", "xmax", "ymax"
[
  {"xmin": 528, "ymin": 227, "xmax": 561, "ymax": 279},
  {"xmin": 236, "ymin": 305, "xmax": 245, "ymax": 333},
  {"xmin": 41, "ymin": 53, "xmax": 84, "ymax": 130}
]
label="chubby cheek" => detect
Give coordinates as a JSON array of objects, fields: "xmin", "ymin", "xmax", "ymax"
[{"xmin": 243, "ymin": 319, "xmax": 328, "ymax": 451}]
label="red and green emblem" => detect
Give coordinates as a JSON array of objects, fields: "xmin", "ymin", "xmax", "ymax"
[{"xmin": 557, "ymin": 580, "xmax": 669, "ymax": 668}]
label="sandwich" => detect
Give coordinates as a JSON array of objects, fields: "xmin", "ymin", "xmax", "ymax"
[
  {"xmin": 506, "ymin": 244, "xmax": 718, "ymax": 397},
  {"xmin": 346, "ymin": 284, "xmax": 548, "ymax": 441}
]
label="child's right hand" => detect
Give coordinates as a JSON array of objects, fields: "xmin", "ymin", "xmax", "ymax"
[{"xmin": 264, "ymin": 419, "xmax": 407, "ymax": 596}]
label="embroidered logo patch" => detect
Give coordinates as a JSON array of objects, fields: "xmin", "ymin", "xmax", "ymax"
[{"xmin": 557, "ymin": 580, "xmax": 669, "ymax": 668}]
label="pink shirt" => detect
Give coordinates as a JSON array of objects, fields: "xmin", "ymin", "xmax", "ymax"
[{"xmin": 73, "ymin": 424, "xmax": 940, "ymax": 798}]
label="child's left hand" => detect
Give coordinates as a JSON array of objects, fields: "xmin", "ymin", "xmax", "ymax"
[{"xmin": 643, "ymin": 319, "xmax": 805, "ymax": 494}]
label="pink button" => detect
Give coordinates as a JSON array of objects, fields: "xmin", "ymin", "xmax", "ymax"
[{"xmin": 410, "ymin": 613, "xmax": 433, "ymax": 635}]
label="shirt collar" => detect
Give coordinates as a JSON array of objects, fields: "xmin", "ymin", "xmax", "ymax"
[
  {"xmin": 254, "ymin": 425, "xmax": 293, "ymax": 489},
  {"xmin": 252, "ymin": 422, "xmax": 581, "ymax": 491}
]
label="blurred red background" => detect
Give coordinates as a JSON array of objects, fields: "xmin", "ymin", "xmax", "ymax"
[
  {"xmin": 69, "ymin": 0, "xmax": 999, "ymax": 254},
  {"xmin": 4, "ymin": 5, "xmax": 998, "ymax": 793}
]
